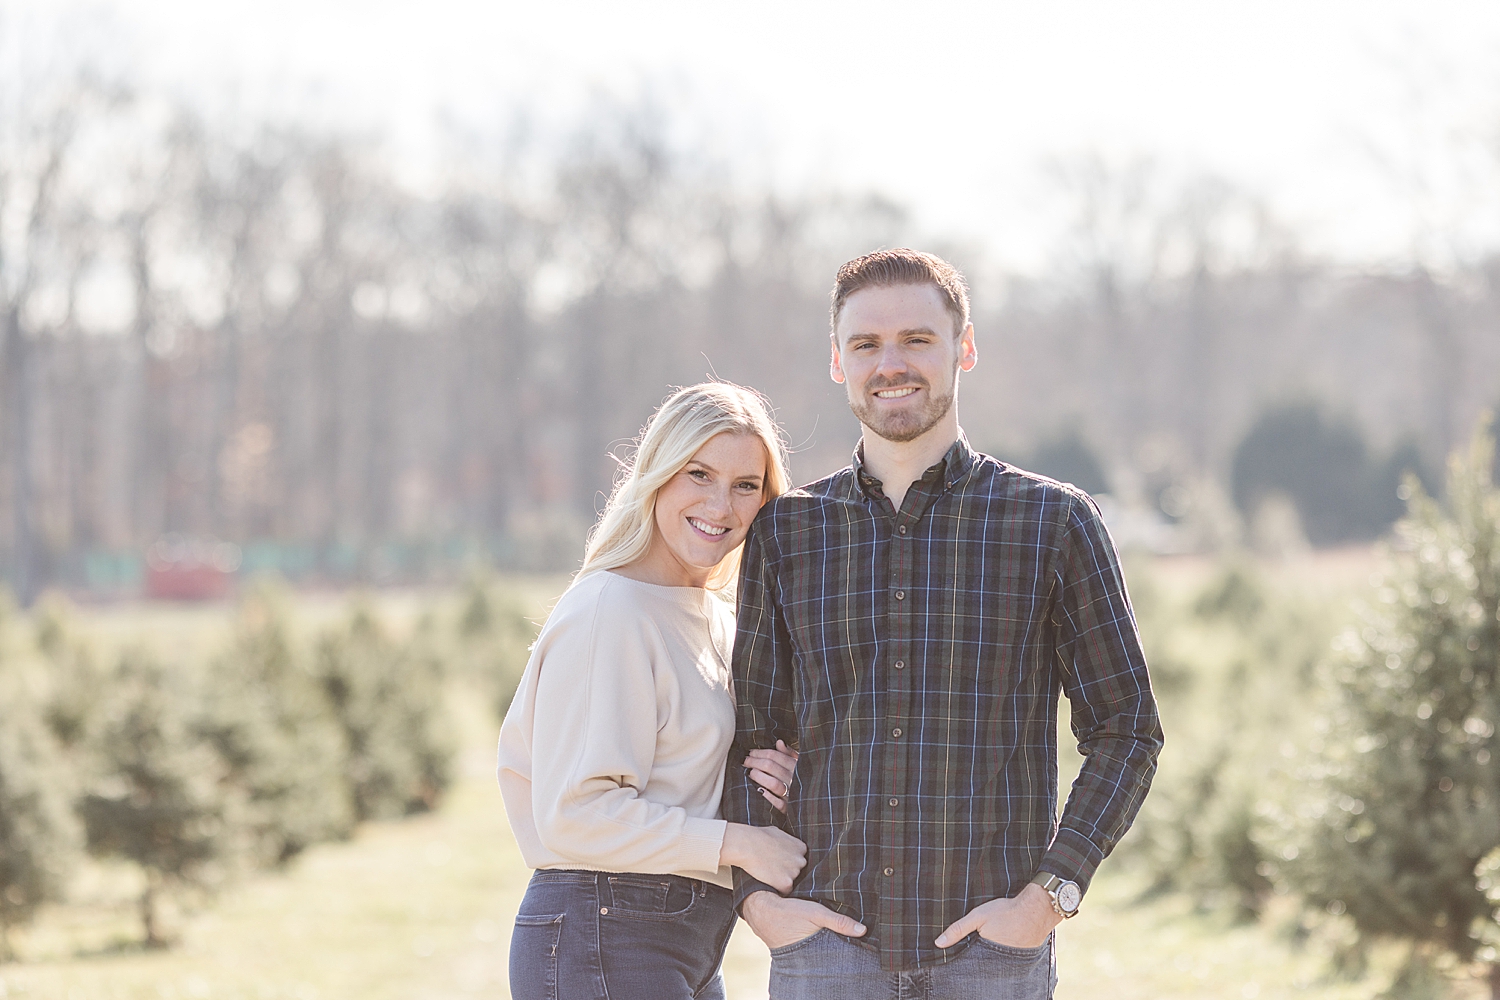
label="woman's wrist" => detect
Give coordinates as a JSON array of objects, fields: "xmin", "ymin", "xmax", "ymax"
[{"xmin": 719, "ymin": 822, "xmax": 752, "ymax": 869}]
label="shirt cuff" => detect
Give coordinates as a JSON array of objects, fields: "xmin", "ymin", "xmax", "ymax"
[
  {"xmin": 732, "ymin": 869, "xmax": 779, "ymax": 914},
  {"xmin": 1038, "ymin": 825, "xmax": 1107, "ymax": 894}
]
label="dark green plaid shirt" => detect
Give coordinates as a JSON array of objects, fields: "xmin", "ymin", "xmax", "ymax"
[{"xmin": 723, "ymin": 435, "xmax": 1162, "ymax": 971}]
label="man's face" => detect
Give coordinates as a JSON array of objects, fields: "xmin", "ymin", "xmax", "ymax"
[{"xmin": 830, "ymin": 283, "xmax": 977, "ymax": 444}]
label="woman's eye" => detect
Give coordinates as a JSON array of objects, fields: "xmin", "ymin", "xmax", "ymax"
[{"xmin": 689, "ymin": 469, "xmax": 709, "ymax": 480}]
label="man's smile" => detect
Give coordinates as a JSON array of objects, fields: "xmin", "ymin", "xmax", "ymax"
[{"xmin": 873, "ymin": 387, "xmax": 920, "ymax": 399}]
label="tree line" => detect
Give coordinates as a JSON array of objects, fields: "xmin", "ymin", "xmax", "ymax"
[{"xmin": 4, "ymin": 63, "xmax": 1500, "ymax": 601}]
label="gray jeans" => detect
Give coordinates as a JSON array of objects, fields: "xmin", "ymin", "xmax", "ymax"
[{"xmin": 768, "ymin": 929, "xmax": 1056, "ymax": 1000}]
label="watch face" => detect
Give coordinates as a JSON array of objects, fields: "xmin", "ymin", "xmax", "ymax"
[{"xmin": 1057, "ymin": 881, "xmax": 1082, "ymax": 913}]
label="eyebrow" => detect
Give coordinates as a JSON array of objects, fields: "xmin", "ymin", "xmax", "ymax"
[{"xmin": 844, "ymin": 326, "xmax": 941, "ymax": 343}]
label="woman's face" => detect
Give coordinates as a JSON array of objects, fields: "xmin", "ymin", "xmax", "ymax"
[{"xmin": 642, "ymin": 432, "xmax": 769, "ymax": 588}]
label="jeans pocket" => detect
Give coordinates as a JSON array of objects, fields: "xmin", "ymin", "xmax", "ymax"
[
  {"xmin": 768, "ymin": 927, "xmax": 831, "ymax": 959},
  {"xmin": 604, "ymin": 876, "xmax": 700, "ymax": 922},
  {"xmin": 605, "ymin": 875, "xmax": 671, "ymax": 915},
  {"xmin": 509, "ymin": 913, "xmax": 564, "ymax": 1000},
  {"xmin": 971, "ymin": 935, "xmax": 1052, "ymax": 986}
]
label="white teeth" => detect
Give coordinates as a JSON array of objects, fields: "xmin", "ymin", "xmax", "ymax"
[
  {"xmin": 874, "ymin": 387, "xmax": 918, "ymax": 398},
  {"xmin": 688, "ymin": 518, "xmax": 728, "ymax": 536}
]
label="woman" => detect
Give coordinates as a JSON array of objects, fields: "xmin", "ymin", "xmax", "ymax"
[{"xmin": 498, "ymin": 382, "xmax": 803, "ymax": 1000}]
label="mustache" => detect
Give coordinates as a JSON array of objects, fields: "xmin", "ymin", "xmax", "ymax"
[{"xmin": 865, "ymin": 374, "xmax": 930, "ymax": 391}]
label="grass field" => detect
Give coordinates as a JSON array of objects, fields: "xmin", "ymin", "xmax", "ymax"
[{"xmin": 1, "ymin": 557, "xmax": 1490, "ymax": 999}]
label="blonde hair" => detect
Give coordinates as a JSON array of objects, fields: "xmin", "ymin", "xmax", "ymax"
[{"xmin": 574, "ymin": 382, "xmax": 791, "ymax": 592}]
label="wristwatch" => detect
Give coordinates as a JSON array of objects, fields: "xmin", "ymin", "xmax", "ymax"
[{"xmin": 1030, "ymin": 872, "xmax": 1082, "ymax": 918}]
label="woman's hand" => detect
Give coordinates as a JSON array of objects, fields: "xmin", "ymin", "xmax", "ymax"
[
  {"xmin": 745, "ymin": 739, "xmax": 799, "ymax": 814},
  {"xmin": 720, "ymin": 823, "xmax": 807, "ymax": 894}
]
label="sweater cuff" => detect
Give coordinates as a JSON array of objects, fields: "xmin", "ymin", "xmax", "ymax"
[
  {"xmin": 679, "ymin": 817, "xmax": 730, "ymax": 874},
  {"xmin": 1038, "ymin": 825, "xmax": 1107, "ymax": 894}
]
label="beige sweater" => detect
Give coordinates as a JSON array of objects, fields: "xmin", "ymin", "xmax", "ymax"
[{"xmin": 496, "ymin": 571, "xmax": 736, "ymax": 887}]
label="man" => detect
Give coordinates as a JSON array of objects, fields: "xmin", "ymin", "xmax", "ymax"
[{"xmin": 723, "ymin": 248, "xmax": 1162, "ymax": 998}]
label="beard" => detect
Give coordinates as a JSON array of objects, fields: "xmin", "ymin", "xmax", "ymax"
[{"xmin": 848, "ymin": 373, "xmax": 957, "ymax": 443}]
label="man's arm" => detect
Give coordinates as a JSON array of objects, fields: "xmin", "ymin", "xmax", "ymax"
[
  {"xmin": 722, "ymin": 519, "xmax": 798, "ymax": 907},
  {"xmin": 936, "ymin": 491, "xmax": 1162, "ymax": 950},
  {"xmin": 1042, "ymin": 492, "xmax": 1164, "ymax": 891}
]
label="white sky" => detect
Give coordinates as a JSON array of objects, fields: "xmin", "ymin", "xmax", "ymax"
[{"xmin": 30, "ymin": 0, "xmax": 1500, "ymax": 271}]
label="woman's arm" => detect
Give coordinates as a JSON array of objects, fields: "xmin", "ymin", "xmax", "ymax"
[{"xmin": 528, "ymin": 603, "xmax": 727, "ymax": 874}]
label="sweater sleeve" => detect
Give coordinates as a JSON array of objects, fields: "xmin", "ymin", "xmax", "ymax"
[{"xmin": 528, "ymin": 586, "xmax": 728, "ymax": 874}]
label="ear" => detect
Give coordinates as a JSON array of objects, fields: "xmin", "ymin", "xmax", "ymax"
[
  {"xmin": 829, "ymin": 334, "xmax": 846, "ymax": 384},
  {"xmin": 958, "ymin": 324, "xmax": 978, "ymax": 372}
]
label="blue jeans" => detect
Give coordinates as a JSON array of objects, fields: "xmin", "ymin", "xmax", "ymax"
[
  {"xmin": 768, "ymin": 928, "xmax": 1056, "ymax": 1000},
  {"xmin": 509, "ymin": 869, "xmax": 737, "ymax": 1000}
]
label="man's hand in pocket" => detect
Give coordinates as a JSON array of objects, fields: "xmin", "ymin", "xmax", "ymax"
[
  {"xmin": 740, "ymin": 891, "xmax": 867, "ymax": 951},
  {"xmin": 934, "ymin": 883, "xmax": 1060, "ymax": 950}
]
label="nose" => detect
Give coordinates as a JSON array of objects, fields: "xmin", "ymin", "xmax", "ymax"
[
  {"xmin": 874, "ymin": 344, "xmax": 908, "ymax": 379},
  {"xmin": 703, "ymin": 482, "xmax": 733, "ymax": 517}
]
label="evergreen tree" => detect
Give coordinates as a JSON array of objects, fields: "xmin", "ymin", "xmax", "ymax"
[
  {"xmin": 79, "ymin": 653, "xmax": 242, "ymax": 947},
  {"xmin": 196, "ymin": 589, "xmax": 354, "ymax": 865},
  {"xmin": 0, "ymin": 690, "xmax": 79, "ymax": 960},
  {"xmin": 454, "ymin": 574, "xmax": 540, "ymax": 718},
  {"xmin": 315, "ymin": 607, "xmax": 454, "ymax": 821},
  {"xmin": 1121, "ymin": 561, "xmax": 1331, "ymax": 918},
  {"xmin": 1285, "ymin": 422, "xmax": 1500, "ymax": 996}
]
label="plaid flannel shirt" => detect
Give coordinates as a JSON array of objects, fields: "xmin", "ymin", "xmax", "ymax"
[{"xmin": 723, "ymin": 435, "xmax": 1162, "ymax": 971}]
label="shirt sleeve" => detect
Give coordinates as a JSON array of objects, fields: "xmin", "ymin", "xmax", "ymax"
[
  {"xmin": 722, "ymin": 518, "xmax": 798, "ymax": 909},
  {"xmin": 529, "ymin": 591, "xmax": 728, "ymax": 874},
  {"xmin": 1041, "ymin": 493, "xmax": 1164, "ymax": 892}
]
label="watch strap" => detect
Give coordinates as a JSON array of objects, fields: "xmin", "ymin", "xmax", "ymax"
[{"xmin": 1030, "ymin": 871, "xmax": 1081, "ymax": 917}]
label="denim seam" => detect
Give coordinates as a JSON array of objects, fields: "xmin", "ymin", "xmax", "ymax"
[{"xmin": 970, "ymin": 937, "xmax": 1050, "ymax": 958}]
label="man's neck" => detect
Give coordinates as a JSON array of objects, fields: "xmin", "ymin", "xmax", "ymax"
[{"xmin": 859, "ymin": 416, "xmax": 961, "ymax": 513}]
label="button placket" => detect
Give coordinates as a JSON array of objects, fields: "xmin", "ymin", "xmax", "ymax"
[{"xmin": 883, "ymin": 511, "xmax": 915, "ymax": 922}]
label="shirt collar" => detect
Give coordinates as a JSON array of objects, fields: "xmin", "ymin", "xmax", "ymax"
[{"xmin": 852, "ymin": 432, "xmax": 978, "ymax": 502}]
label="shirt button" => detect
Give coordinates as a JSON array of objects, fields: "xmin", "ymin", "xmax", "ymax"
[
  {"xmin": 894, "ymin": 660, "xmax": 905, "ymax": 670},
  {"xmin": 883, "ymin": 867, "xmax": 895, "ymax": 877},
  {"xmin": 895, "ymin": 590, "xmax": 905, "ymax": 600},
  {"xmin": 892, "ymin": 728, "xmax": 903, "ymax": 738},
  {"xmin": 898, "ymin": 525, "xmax": 907, "ymax": 535},
  {"xmin": 889, "ymin": 797, "xmax": 899, "ymax": 806}
]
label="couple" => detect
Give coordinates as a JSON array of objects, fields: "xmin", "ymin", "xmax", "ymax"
[{"xmin": 497, "ymin": 249, "xmax": 1163, "ymax": 999}]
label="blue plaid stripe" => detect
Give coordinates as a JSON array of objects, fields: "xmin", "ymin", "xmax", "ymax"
[{"xmin": 723, "ymin": 436, "xmax": 1162, "ymax": 971}]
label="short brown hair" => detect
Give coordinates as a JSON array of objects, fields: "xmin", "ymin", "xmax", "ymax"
[{"xmin": 830, "ymin": 248, "xmax": 971, "ymax": 338}]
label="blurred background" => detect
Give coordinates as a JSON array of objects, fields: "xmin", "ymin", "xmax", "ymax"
[
  {"xmin": 4, "ymin": 2, "xmax": 1500, "ymax": 998},
  {"xmin": 4, "ymin": 0, "xmax": 1500, "ymax": 599}
]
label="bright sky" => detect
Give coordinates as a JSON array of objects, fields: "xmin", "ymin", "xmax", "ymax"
[{"xmin": 35, "ymin": 0, "xmax": 1500, "ymax": 270}]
